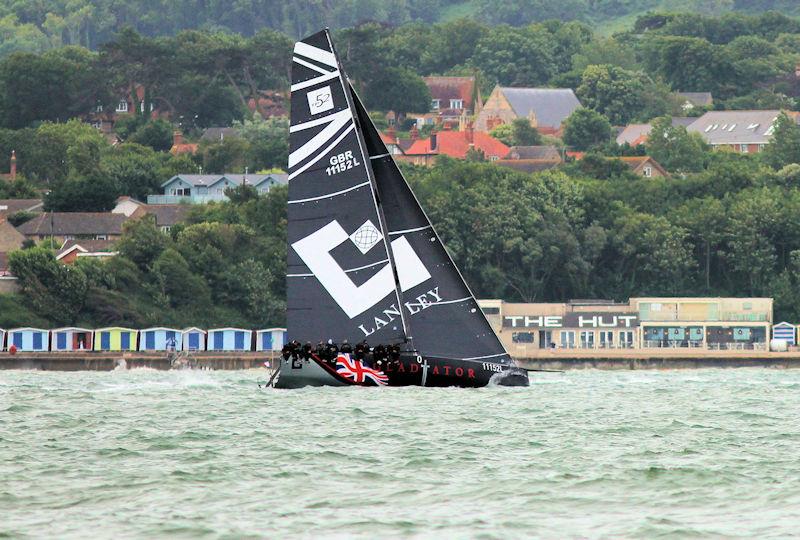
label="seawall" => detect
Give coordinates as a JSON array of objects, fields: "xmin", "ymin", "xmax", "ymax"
[{"xmin": 0, "ymin": 352, "xmax": 278, "ymax": 371}]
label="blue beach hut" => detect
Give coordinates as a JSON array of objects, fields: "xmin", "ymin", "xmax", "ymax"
[
  {"xmin": 256, "ymin": 328, "xmax": 287, "ymax": 352},
  {"xmin": 50, "ymin": 327, "xmax": 93, "ymax": 351},
  {"xmin": 139, "ymin": 327, "xmax": 182, "ymax": 351},
  {"xmin": 207, "ymin": 328, "xmax": 252, "ymax": 351},
  {"xmin": 7, "ymin": 328, "xmax": 49, "ymax": 352},
  {"xmin": 181, "ymin": 327, "xmax": 206, "ymax": 351},
  {"xmin": 93, "ymin": 327, "xmax": 138, "ymax": 351},
  {"xmin": 772, "ymin": 322, "xmax": 796, "ymax": 346}
]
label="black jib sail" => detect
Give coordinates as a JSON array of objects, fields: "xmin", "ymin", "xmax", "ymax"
[
  {"xmin": 350, "ymin": 89, "xmax": 511, "ymax": 364},
  {"xmin": 287, "ymin": 29, "xmax": 511, "ymax": 365}
]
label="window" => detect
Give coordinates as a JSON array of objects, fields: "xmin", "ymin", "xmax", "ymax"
[
  {"xmin": 171, "ymin": 187, "xmax": 190, "ymax": 196},
  {"xmin": 95, "ymin": 234, "xmax": 107, "ymax": 240},
  {"xmin": 431, "ymin": 99, "xmax": 440, "ymax": 110},
  {"xmin": 94, "ymin": 104, "xmax": 104, "ymax": 112},
  {"xmin": 643, "ymin": 166, "xmax": 652, "ymax": 178},
  {"xmin": 538, "ymin": 330, "xmax": 552, "ymax": 349},
  {"xmin": 481, "ymin": 307, "xmax": 500, "ymax": 315},
  {"xmin": 560, "ymin": 331, "xmax": 575, "ymax": 348},
  {"xmin": 489, "ymin": 156, "xmax": 499, "ymax": 162},
  {"xmin": 116, "ymin": 100, "xmax": 128, "ymax": 113},
  {"xmin": 91, "ymin": 121, "xmax": 102, "ymax": 129},
  {"xmin": 580, "ymin": 331, "xmax": 595, "ymax": 349},
  {"xmin": 620, "ymin": 331, "xmax": 634, "ymax": 348},
  {"xmin": 161, "ymin": 226, "xmax": 171, "ymax": 233},
  {"xmin": 512, "ymin": 332, "xmax": 534, "ymax": 343},
  {"xmin": 599, "ymin": 331, "xmax": 613, "ymax": 348},
  {"xmin": 450, "ymin": 99, "xmax": 463, "ymax": 109},
  {"xmin": 740, "ymin": 144, "xmax": 749, "ymax": 153}
]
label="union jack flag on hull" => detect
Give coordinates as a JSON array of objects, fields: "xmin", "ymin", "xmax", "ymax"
[{"xmin": 336, "ymin": 354, "xmax": 389, "ymax": 386}]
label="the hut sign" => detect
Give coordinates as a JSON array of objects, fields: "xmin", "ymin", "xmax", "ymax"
[{"xmin": 504, "ymin": 313, "xmax": 638, "ymax": 328}]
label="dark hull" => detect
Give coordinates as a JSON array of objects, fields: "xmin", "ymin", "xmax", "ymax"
[{"xmin": 274, "ymin": 353, "xmax": 529, "ymax": 388}]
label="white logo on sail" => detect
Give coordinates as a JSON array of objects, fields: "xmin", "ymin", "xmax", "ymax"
[
  {"xmin": 349, "ymin": 220, "xmax": 382, "ymax": 254},
  {"xmin": 292, "ymin": 220, "xmax": 431, "ymax": 318},
  {"xmin": 307, "ymin": 86, "xmax": 334, "ymax": 115}
]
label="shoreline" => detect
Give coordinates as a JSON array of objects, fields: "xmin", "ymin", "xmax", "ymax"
[{"xmin": 3, "ymin": 350, "xmax": 800, "ymax": 371}]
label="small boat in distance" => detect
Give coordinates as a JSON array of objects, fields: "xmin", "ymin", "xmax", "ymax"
[{"xmin": 275, "ymin": 29, "xmax": 528, "ymax": 388}]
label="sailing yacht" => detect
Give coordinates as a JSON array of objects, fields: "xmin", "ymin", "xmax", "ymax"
[{"xmin": 275, "ymin": 29, "xmax": 528, "ymax": 388}]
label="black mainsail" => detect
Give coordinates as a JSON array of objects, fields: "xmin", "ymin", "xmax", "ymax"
[{"xmin": 287, "ymin": 29, "xmax": 511, "ymax": 366}]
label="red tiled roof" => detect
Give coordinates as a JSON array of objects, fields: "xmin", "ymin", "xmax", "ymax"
[
  {"xmin": 404, "ymin": 131, "xmax": 509, "ymax": 159},
  {"xmin": 424, "ymin": 76, "xmax": 476, "ymax": 109},
  {"xmin": 170, "ymin": 143, "xmax": 198, "ymax": 155},
  {"xmin": 380, "ymin": 132, "xmax": 396, "ymax": 145}
]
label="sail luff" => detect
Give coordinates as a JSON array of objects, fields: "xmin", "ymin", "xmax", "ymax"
[{"xmin": 323, "ymin": 30, "xmax": 411, "ymax": 343}]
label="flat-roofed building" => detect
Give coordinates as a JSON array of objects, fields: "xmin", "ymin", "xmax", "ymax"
[
  {"xmin": 633, "ymin": 297, "xmax": 771, "ymax": 351},
  {"xmin": 479, "ymin": 297, "xmax": 773, "ymax": 355}
]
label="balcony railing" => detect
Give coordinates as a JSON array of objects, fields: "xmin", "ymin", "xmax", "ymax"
[{"xmin": 146, "ymin": 194, "xmax": 227, "ymax": 205}]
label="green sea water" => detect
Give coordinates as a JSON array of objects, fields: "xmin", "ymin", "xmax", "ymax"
[{"xmin": 2, "ymin": 368, "xmax": 800, "ymax": 539}]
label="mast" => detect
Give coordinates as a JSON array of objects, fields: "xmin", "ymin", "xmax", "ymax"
[{"xmin": 323, "ymin": 30, "xmax": 411, "ymax": 344}]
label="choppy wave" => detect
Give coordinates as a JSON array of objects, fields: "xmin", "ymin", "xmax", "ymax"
[{"xmin": 2, "ymin": 368, "xmax": 800, "ymax": 538}]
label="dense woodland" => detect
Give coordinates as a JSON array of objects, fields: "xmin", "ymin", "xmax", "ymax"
[{"xmin": 5, "ymin": 8, "xmax": 800, "ymax": 327}]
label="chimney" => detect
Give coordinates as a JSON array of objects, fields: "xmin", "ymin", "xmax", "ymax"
[
  {"xmin": 410, "ymin": 125, "xmax": 419, "ymax": 140},
  {"xmin": 9, "ymin": 150, "xmax": 16, "ymax": 180},
  {"xmin": 430, "ymin": 132, "xmax": 437, "ymax": 151},
  {"xmin": 465, "ymin": 122, "xmax": 474, "ymax": 144},
  {"xmin": 173, "ymin": 130, "xmax": 183, "ymax": 146}
]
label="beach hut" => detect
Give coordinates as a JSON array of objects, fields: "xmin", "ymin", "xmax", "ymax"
[
  {"xmin": 255, "ymin": 328, "xmax": 287, "ymax": 352},
  {"xmin": 207, "ymin": 328, "xmax": 252, "ymax": 351},
  {"xmin": 7, "ymin": 328, "xmax": 49, "ymax": 352},
  {"xmin": 772, "ymin": 322, "xmax": 796, "ymax": 346},
  {"xmin": 0, "ymin": 329, "xmax": 5, "ymax": 351},
  {"xmin": 50, "ymin": 327, "xmax": 93, "ymax": 351},
  {"xmin": 181, "ymin": 327, "xmax": 206, "ymax": 351},
  {"xmin": 139, "ymin": 327, "xmax": 182, "ymax": 351},
  {"xmin": 93, "ymin": 327, "xmax": 138, "ymax": 351}
]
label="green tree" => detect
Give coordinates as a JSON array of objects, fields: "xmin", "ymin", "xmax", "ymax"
[
  {"xmin": 364, "ymin": 67, "xmax": 431, "ymax": 118},
  {"xmin": 7, "ymin": 247, "xmax": 88, "ymax": 324},
  {"xmin": 511, "ymin": 117, "xmax": 542, "ymax": 145},
  {"xmin": 646, "ymin": 116, "xmax": 709, "ymax": 174},
  {"xmin": 762, "ymin": 112, "xmax": 800, "ymax": 170},
  {"xmin": 562, "ymin": 108, "xmax": 612, "ymax": 150},
  {"xmin": 117, "ymin": 217, "xmax": 170, "ymax": 270},
  {"xmin": 576, "ymin": 64, "xmax": 647, "ymax": 125},
  {"xmin": 152, "ymin": 248, "xmax": 210, "ymax": 308},
  {"xmin": 128, "ymin": 119, "xmax": 174, "ymax": 152}
]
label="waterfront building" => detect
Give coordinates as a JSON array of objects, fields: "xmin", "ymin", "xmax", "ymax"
[
  {"xmin": 7, "ymin": 328, "xmax": 49, "ymax": 352},
  {"xmin": 772, "ymin": 322, "xmax": 796, "ymax": 346},
  {"xmin": 50, "ymin": 327, "xmax": 93, "ymax": 351},
  {"xmin": 634, "ymin": 297, "xmax": 771, "ymax": 350},
  {"xmin": 139, "ymin": 327, "xmax": 182, "ymax": 351},
  {"xmin": 181, "ymin": 327, "xmax": 206, "ymax": 351},
  {"xmin": 207, "ymin": 328, "xmax": 252, "ymax": 351},
  {"xmin": 93, "ymin": 327, "xmax": 138, "ymax": 351},
  {"xmin": 256, "ymin": 328, "xmax": 287, "ymax": 352},
  {"xmin": 479, "ymin": 297, "xmax": 772, "ymax": 355}
]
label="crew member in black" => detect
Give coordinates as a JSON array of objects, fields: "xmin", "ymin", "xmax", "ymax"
[
  {"xmin": 302, "ymin": 342, "xmax": 312, "ymax": 360},
  {"xmin": 326, "ymin": 339, "xmax": 339, "ymax": 363},
  {"xmin": 315, "ymin": 341, "xmax": 325, "ymax": 359},
  {"xmin": 389, "ymin": 344, "xmax": 401, "ymax": 363},
  {"xmin": 372, "ymin": 343, "xmax": 386, "ymax": 369},
  {"xmin": 341, "ymin": 339, "xmax": 352, "ymax": 355},
  {"xmin": 354, "ymin": 341, "xmax": 366, "ymax": 363},
  {"xmin": 281, "ymin": 342, "xmax": 293, "ymax": 361}
]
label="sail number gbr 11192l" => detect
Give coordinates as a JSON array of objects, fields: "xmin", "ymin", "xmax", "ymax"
[{"xmin": 326, "ymin": 151, "xmax": 361, "ymax": 176}]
